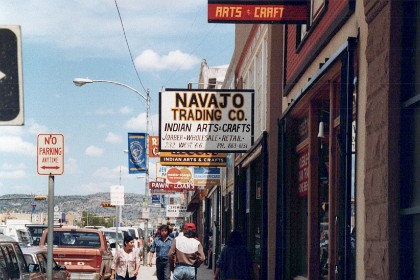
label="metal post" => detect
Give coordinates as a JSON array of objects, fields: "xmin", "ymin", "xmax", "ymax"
[
  {"xmin": 143, "ymin": 218, "xmax": 148, "ymax": 266},
  {"xmin": 142, "ymin": 89, "xmax": 150, "ymax": 266},
  {"xmin": 46, "ymin": 175, "xmax": 54, "ymax": 279},
  {"xmin": 116, "ymin": 205, "xmax": 119, "ymax": 248}
]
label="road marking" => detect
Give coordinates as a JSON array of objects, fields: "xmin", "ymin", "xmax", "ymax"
[{"xmin": 0, "ymin": 71, "xmax": 5, "ymax": 80}]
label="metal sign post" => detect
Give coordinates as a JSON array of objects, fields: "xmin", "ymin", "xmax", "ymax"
[
  {"xmin": 37, "ymin": 134, "xmax": 64, "ymax": 280},
  {"xmin": 47, "ymin": 175, "xmax": 54, "ymax": 280}
]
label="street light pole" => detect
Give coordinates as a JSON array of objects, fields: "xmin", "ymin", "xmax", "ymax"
[{"xmin": 73, "ymin": 77, "xmax": 151, "ymax": 254}]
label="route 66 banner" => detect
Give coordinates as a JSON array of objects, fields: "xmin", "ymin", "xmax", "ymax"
[{"xmin": 128, "ymin": 132, "xmax": 147, "ymax": 174}]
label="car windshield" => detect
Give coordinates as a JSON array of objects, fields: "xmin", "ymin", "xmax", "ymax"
[
  {"xmin": 103, "ymin": 231, "xmax": 124, "ymax": 241},
  {"xmin": 128, "ymin": 229, "xmax": 136, "ymax": 238},
  {"xmin": 47, "ymin": 231, "xmax": 101, "ymax": 248},
  {"xmin": 27, "ymin": 226, "xmax": 47, "ymax": 238}
]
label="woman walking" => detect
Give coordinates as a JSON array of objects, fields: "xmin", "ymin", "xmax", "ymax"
[
  {"xmin": 214, "ymin": 230, "xmax": 254, "ymax": 280},
  {"xmin": 111, "ymin": 235, "xmax": 141, "ymax": 280}
]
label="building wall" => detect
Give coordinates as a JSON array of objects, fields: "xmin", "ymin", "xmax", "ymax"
[
  {"xmin": 266, "ymin": 25, "xmax": 283, "ymax": 279},
  {"xmin": 280, "ymin": 0, "xmax": 402, "ymax": 278},
  {"xmin": 363, "ymin": 1, "xmax": 400, "ymax": 279},
  {"xmin": 285, "ymin": 0, "xmax": 351, "ymax": 85}
]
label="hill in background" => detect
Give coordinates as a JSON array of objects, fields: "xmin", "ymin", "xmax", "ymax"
[{"xmin": 0, "ymin": 192, "xmax": 146, "ymax": 222}]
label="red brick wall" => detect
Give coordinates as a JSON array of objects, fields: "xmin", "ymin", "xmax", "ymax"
[{"xmin": 286, "ymin": 0, "xmax": 350, "ymax": 83}]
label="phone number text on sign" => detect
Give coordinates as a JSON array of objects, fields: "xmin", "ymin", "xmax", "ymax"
[{"xmin": 159, "ymin": 89, "xmax": 254, "ymax": 152}]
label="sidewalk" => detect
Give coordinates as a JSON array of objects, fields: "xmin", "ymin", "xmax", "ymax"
[
  {"xmin": 197, "ymin": 265, "xmax": 214, "ymax": 280},
  {"xmin": 136, "ymin": 254, "xmax": 214, "ymax": 279}
]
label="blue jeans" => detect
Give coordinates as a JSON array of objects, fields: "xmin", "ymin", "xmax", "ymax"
[
  {"xmin": 172, "ymin": 266, "xmax": 196, "ymax": 280},
  {"xmin": 156, "ymin": 258, "xmax": 171, "ymax": 280},
  {"xmin": 116, "ymin": 274, "xmax": 136, "ymax": 280}
]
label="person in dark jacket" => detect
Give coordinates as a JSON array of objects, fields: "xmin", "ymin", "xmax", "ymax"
[{"xmin": 213, "ymin": 230, "xmax": 253, "ymax": 280}]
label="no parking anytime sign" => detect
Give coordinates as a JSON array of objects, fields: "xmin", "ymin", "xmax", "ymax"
[{"xmin": 37, "ymin": 134, "xmax": 64, "ymax": 175}]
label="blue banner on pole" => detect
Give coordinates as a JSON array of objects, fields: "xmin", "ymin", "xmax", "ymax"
[{"xmin": 128, "ymin": 133, "xmax": 147, "ymax": 174}]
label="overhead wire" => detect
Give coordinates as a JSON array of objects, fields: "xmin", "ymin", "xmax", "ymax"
[
  {"xmin": 113, "ymin": 0, "xmax": 148, "ymax": 95},
  {"xmin": 161, "ymin": 9, "xmax": 200, "ymax": 87},
  {"xmin": 113, "ymin": 0, "xmax": 155, "ymax": 133},
  {"xmin": 161, "ymin": 6, "xmax": 232, "ymax": 88}
]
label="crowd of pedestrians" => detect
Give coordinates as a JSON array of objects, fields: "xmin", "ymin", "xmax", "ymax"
[{"xmin": 109, "ymin": 222, "xmax": 254, "ymax": 280}]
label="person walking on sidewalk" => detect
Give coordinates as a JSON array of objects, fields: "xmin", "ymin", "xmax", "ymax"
[
  {"xmin": 110, "ymin": 235, "xmax": 141, "ymax": 280},
  {"xmin": 149, "ymin": 224, "xmax": 173, "ymax": 280},
  {"xmin": 168, "ymin": 223, "xmax": 205, "ymax": 280},
  {"xmin": 213, "ymin": 230, "xmax": 254, "ymax": 280}
]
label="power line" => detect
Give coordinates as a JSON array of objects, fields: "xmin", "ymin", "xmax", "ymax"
[{"xmin": 113, "ymin": 0, "xmax": 148, "ymax": 94}]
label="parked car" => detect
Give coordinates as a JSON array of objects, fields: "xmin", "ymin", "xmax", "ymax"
[
  {"xmin": 22, "ymin": 247, "xmax": 70, "ymax": 280},
  {"xmin": 39, "ymin": 228, "xmax": 113, "ymax": 280},
  {"xmin": 0, "ymin": 223, "xmax": 33, "ymax": 247},
  {"xmin": 98, "ymin": 228, "xmax": 124, "ymax": 256},
  {"xmin": 111, "ymin": 227, "xmax": 142, "ymax": 249},
  {"xmin": 0, "ymin": 234, "xmax": 41, "ymax": 280},
  {"xmin": 25, "ymin": 225, "xmax": 47, "ymax": 246}
]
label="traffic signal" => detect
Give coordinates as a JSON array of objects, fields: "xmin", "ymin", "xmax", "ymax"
[
  {"xmin": 101, "ymin": 202, "xmax": 115, "ymax": 207},
  {"xmin": 34, "ymin": 195, "xmax": 47, "ymax": 201},
  {"xmin": 0, "ymin": 26, "xmax": 23, "ymax": 125}
]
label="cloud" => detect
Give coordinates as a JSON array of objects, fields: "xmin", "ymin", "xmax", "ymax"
[
  {"xmin": 0, "ymin": 126, "xmax": 24, "ymax": 137},
  {"xmin": 0, "ymin": 170, "xmax": 26, "ymax": 179},
  {"xmin": 85, "ymin": 145, "xmax": 104, "ymax": 157},
  {"xmin": 0, "ymin": 136, "xmax": 35, "ymax": 157},
  {"xmin": 105, "ymin": 132, "xmax": 122, "ymax": 144},
  {"xmin": 135, "ymin": 49, "xmax": 200, "ymax": 72},
  {"xmin": 0, "ymin": 163, "xmax": 26, "ymax": 179},
  {"xmin": 65, "ymin": 158, "xmax": 79, "ymax": 174},
  {"xmin": 27, "ymin": 120, "xmax": 49, "ymax": 135},
  {"xmin": 95, "ymin": 108, "xmax": 115, "ymax": 115},
  {"xmin": 124, "ymin": 113, "xmax": 159, "ymax": 133},
  {"xmin": 0, "ymin": 1, "xmax": 208, "ymax": 58},
  {"xmin": 93, "ymin": 165, "xmax": 128, "ymax": 179},
  {"xmin": 124, "ymin": 112, "xmax": 148, "ymax": 131},
  {"xmin": 119, "ymin": 106, "xmax": 132, "ymax": 115}
]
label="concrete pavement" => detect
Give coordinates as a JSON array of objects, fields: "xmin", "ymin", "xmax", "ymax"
[
  {"xmin": 197, "ymin": 265, "xmax": 214, "ymax": 280},
  {"xmin": 136, "ymin": 254, "xmax": 214, "ymax": 280}
]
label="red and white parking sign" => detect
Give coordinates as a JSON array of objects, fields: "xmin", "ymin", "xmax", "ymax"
[{"xmin": 37, "ymin": 134, "xmax": 64, "ymax": 175}]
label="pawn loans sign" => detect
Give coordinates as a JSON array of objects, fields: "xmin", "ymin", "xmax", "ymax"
[{"xmin": 37, "ymin": 134, "xmax": 64, "ymax": 175}]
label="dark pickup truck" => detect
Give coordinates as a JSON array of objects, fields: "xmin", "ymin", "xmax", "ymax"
[{"xmin": 39, "ymin": 228, "xmax": 113, "ymax": 280}]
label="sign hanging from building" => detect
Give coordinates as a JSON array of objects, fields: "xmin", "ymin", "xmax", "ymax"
[
  {"xmin": 193, "ymin": 167, "xmax": 221, "ymax": 187},
  {"xmin": 208, "ymin": 0, "xmax": 308, "ymax": 24},
  {"xmin": 159, "ymin": 89, "xmax": 254, "ymax": 152},
  {"xmin": 37, "ymin": 134, "xmax": 64, "ymax": 176},
  {"xmin": 128, "ymin": 133, "xmax": 147, "ymax": 174},
  {"xmin": 160, "ymin": 152, "xmax": 226, "ymax": 167},
  {"xmin": 149, "ymin": 181, "xmax": 197, "ymax": 192},
  {"xmin": 150, "ymin": 187, "xmax": 176, "ymax": 195},
  {"xmin": 149, "ymin": 136, "xmax": 160, "ymax": 157},
  {"xmin": 156, "ymin": 162, "xmax": 167, "ymax": 180},
  {"xmin": 166, "ymin": 204, "xmax": 187, "ymax": 218},
  {"xmin": 298, "ymin": 148, "xmax": 308, "ymax": 197}
]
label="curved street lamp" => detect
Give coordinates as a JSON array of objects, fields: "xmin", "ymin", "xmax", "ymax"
[
  {"xmin": 72, "ymin": 77, "xmax": 151, "ymax": 210},
  {"xmin": 72, "ymin": 77, "xmax": 150, "ymax": 170}
]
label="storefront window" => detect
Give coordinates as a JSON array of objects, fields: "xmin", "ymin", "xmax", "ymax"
[
  {"xmin": 292, "ymin": 117, "xmax": 309, "ymax": 278},
  {"xmin": 319, "ymin": 129, "xmax": 329, "ymax": 279}
]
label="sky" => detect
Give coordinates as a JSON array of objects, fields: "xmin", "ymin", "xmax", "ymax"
[{"xmin": 0, "ymin": 0, "xmax": 234, "ymax": 196}]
